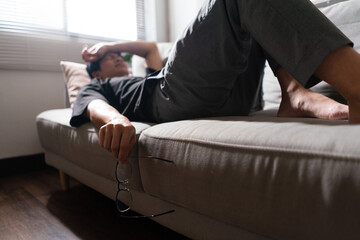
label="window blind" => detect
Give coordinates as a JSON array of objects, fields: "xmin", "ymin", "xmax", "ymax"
[
  {"xmin": 136, "ymin": 0, "xmax": 146, "ymax": 40},
  {"xmin": 0, "ymin": 0, "xmax": 146, "ymax": 72}
]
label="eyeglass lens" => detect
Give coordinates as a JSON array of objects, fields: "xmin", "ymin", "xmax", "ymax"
[{"xmin": 115, "ymin": 161, "xmax": 175, "ymax": 218}]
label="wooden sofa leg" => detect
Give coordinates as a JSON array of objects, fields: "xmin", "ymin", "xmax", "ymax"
[{"xmin": 59, "ymin": 170, "xmax": 70, "ymax": 191}]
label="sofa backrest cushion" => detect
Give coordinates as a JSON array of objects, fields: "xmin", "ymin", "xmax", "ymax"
[{"xmin": 60, "ymin": 61, "xmax": 91, "ymax": 108}]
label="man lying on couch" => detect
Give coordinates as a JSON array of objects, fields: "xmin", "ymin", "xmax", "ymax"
[{"xmin": 71, "ymin": 0, "xmax": 360, "ymax": 165}]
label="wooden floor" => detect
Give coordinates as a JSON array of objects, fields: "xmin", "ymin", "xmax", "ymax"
[{"xmin": 0, "ymin": 158, "xmax": 188, "ymax": 240}]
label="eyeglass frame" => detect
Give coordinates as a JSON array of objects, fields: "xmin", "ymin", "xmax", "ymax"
[{"xmin": 115, "ymin": 160, "xmax": 175, "ymax": 218}]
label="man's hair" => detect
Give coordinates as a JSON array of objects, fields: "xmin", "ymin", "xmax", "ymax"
[
  {"xmin": 86, "ymin": 61, "xmax": 101, "ymax": 78},
  {"xmin": 85, "ymin": 52, "xmax": 123, "ymax": 78}
]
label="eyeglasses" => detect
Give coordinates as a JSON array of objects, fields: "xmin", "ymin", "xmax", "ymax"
[{"xmin": 115, "ymin": 161, "xmax": 175, "ymax": 218}]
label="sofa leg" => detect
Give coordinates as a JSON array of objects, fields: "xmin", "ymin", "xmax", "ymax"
[{"xmin": 59, "ymin": 170, "xmax": 70, "ymax": 191}]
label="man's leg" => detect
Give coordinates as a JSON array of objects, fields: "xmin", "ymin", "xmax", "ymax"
[
  {"xmin": 276, "ymin": 66, "xmax": 348, "ymax": 120},
  {"xmin": 235, "ymin": 0, "xmax": 360, "ymax": 123},
  {"xmin": 149, "ymin": 0, "xmax": 354, "ymax": 122},
  {"xmin": 275, "ymin": 44, "xmax": 360, "ymax": 123},
  {"xmin": 150, "ymin": 0, "xmax": 266, "ymax": 122},
  {"xmin": 315, "ymin": 46, "xmax": 360, "ymax": 123}
]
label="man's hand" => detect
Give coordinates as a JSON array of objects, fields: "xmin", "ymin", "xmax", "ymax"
[
  {"xmin": 86, "ymin": 99, "xmax": 136, "ymax": 165},
  {"xmin": 99, "ymin": 118, "xmax": 136, "ymax": 165},
  {"xmin": 82, "ymin": 42, "xmax": 109, "ymax": 62},
  {"xmin": 82, "ymin": 40, "xmax": 163, "ymax": 70}
]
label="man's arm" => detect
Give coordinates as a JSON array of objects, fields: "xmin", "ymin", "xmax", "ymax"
[
  {"xmin": 82, "ymin": 40, "xmax": 163, "ymax": 70},
  {"xmin": 86, "ymin": 99, "xmax": 136, "ymax": 165}
]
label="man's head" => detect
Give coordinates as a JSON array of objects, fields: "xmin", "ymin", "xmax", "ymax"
[{"xmin": 86, "ymin": 52, "xmax": 129, "ymax": 79}]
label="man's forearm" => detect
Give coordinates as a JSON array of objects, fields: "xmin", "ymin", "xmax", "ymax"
[
  {"xmin": 106, "ymin": 40, "xmax": 154, "ymax": 57},
  {"xmin": 82, "ymin": 40, "xmax": 163, "ymax": 70},
  {"xmin": 86, "ymin": 99, "xmax": 128, "ymax": 128},
  {"xmin": 105, "ymin": 40, "xmax": 163, "ymax": 70}
]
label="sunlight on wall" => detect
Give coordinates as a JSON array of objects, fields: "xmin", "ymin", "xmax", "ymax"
[
  {"xmin": 0, "ymin": 0, "xmax": 64, "ymax": 29},
  {"xmin": 0, "ymin": 0, "xmax": 138, "ymax": 40},
  {"xmin": 66, "ymin": 0, "xmax": 137, "ymax": 40}
]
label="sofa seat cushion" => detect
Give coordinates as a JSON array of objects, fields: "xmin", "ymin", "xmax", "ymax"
[
  {"xmin": 36, "ymin": 108, "xmax": 154, "ymax": 191},
  {"xmin": 138, "ymin": 113, "xmax": 360, "ymax": 240}
]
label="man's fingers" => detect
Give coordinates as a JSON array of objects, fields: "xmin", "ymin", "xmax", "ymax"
[
  {"xmin": 111, "ymin": 125, "xmax": 122, "ymax": 159},
  {"xmin": 103, "ymin": 125, "xmax": 113, "ymax": 151},
  {"xmin": 82, "ymin": 53, "xmax": 98, "ymax": 62},
  {"xmin": 81, "ymin": 48, "xmax": 100, "ymax": 62},
  {"xmin": 117, "ymin": 127, "xmax": 136, "ymax": 164},
  {"xmin": 98, "ymin": 118, "xmax": 135, "ymax": 165},
  {"xmin": 99, "ymin": 126, "xmax": 106, "ymax": 148}
]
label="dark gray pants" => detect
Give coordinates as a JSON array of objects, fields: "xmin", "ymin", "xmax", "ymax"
[{"xmin": 148, "ymin": 0, "xmax": 352, "ymax": 123}]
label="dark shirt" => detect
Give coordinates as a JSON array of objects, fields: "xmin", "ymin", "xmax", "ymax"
[{"xmin": 70, "ymin": 68, "xmax": 158, "ymax": 127}]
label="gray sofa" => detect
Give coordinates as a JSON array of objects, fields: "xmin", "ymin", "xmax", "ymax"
[
  {"xmin": 36, "ymin": 2, "xmax": 360, "ymax": 239},
  {"xmin": 36, "ymin": 107, "xmax": 360, "ymax": 240}
]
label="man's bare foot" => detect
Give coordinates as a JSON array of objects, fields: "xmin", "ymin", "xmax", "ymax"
[
  {"xmin": 276, "ymin": 66, "xmax": 349, "ymax": 120},
  {"xmin": 277, "ymin": 87, "xmax": 349, "ymax": 120}
]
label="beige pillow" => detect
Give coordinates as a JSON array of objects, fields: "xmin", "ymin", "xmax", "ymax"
[{"xmin": 60, "ymin": 61, "xmax": 91, "ymax": 108}]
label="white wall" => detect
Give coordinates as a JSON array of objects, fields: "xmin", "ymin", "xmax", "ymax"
[
  {"xmin": 0, "ymin": 32, "xmax": 90, "ymax": 160},
  {"xmin": 145, "ymin": 0, "xmax": 170, "ymax": 42},
  {"xmin": 145, "ymin": 0, "xmax": 204, "ymax": 42},
  {"xmin": 168, "ymin": 0, "xmax": 205, "ymax": 42},
  {"xmin": 0, "ymin": 70, "xmax": 65, "ymax": 159}
]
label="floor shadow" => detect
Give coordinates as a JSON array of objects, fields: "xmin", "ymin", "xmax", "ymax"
[{"xmin": 46, "ymin": 185, "xmax": 188, "ymax": 240}]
